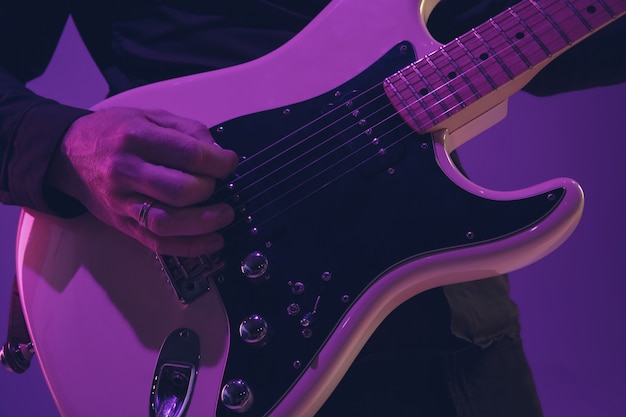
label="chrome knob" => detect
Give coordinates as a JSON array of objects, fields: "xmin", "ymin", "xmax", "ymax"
[
  {"xmin": 240, "ymin": 252, "xmax": 269, "ymax": 280},
  {"xmin": 239, "ymin": 314, "xmax": 270, "ymax": 345},
  {"xmin": 221, "ymin": 379, "xmax": 253, "ymax": 412}
]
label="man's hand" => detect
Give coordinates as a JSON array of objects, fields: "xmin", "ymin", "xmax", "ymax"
[{"xmin": 46, "ymin": 107, "xmax": 239, "ymax": 257}]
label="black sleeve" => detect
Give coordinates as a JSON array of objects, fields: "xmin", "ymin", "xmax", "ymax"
[
  {"xmin": 427, "ymin": 0, "xmax": 626, "ymax": 96},
  {"xmin": 0, "ymin": 2, "xmax": 91, "ymax": 216}
]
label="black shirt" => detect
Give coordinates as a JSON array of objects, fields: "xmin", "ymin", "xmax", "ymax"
[
  {"xmin": 2, "ymin": 0, "xmax": 625, "ymax": 214},
  {"xmin": 1, "ymin": 0, "xmax": 625, "ymax": 349}
]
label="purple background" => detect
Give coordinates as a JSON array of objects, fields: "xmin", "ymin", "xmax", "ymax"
[{"xmin": 1, "ymin": 18, "xmax": 625, "ymax": 417}]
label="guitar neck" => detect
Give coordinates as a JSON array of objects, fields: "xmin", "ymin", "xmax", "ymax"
[{"xmin": 384, "ymin": 0, "xmax": 626, "ymax": 135}]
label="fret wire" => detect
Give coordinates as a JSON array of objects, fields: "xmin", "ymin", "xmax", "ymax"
[
  {"xmin": 584, "ymin": 0, "xmax": 623, "ymax": 27},
  {"xmin": 408, "ymin": 62, "xmax": 444, "ymax": 123},
  {"xmin": 489, "ymin": 16, "xmax": 533, "ymax": 69},
  {"xmin": 530, "ymin": 0, "xmax": 573, "ymax": 43},
  {"xmin": 549, "ymin": 0, "xmax": 594, "ymax": 40},
  {"xmin": 438, "ymin": 47, "xmax": 479, "ymax": 114},
  {"xmin": 435, "ymin": 47, "xmax": 473, "ymax": 107},
  {"xmin": 385, "ymin": 77, "xmax": 425, "ymax": 129},
  {"xmin": 471, "ymin": 28, "xmax": 515, "ymax": 80},
  {"xmin": 402, "ymin": 62, "xmax": 439, "ymax": 124},
  {"xmin": 596, "ymin": 0, "xmax": 617, "ymax": 16},
  {"xmin": 440, "ymin": 43, "xmax": 484, "ymax": 102},
  {"xmin": 454, "ymin": 36, "xmax": 497, "ymax": 91},
  {"xmin": 531, "ymin": 0, "xmax": 586, "ymax": 53},
  {"xmin": 563, "ymin": 0, "xmax": 594, "ymax": 30},
  {"xmin": 423, "ymin": 55, "xmax": 454, "ymax": 117},
  {"xmin": 508, "ymin": 6, "xmax": 552, "ymax": 57},
  {"xmin": 459, "ymin": 24, "xmax": 516, "ymax": 87},
  {"xmin": 396, "ymin": 72, "xmax": 429, "ymax": 130}
]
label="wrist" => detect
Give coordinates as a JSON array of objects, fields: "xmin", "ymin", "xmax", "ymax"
[{"xmin": 43, "ymin": 116, "xmax": 89, "ymax": 218}]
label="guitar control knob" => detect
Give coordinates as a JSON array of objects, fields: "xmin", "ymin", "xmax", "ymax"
[
  {"xmin": 221, "ymin": 379, "xmax": 253, "ymax": 412},
  {"xmin": 239, "ymin": 314, "xmax": 270, "ymax": 346},
  {"xmin": 241, "ymin": 252, "xmax": 269, "ymax": 280}
]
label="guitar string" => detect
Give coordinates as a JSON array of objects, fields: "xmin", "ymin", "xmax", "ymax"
[
  {"xmin": 219, "ymin": 14, "xmax": 577, "ymax": 239},
  {"xmin": 237, "ymin": 0, "xmax": 624, "ymax": 235},
  {"xmin": 219, "ymin": 1, "xmax": 591, "ymax": 238},
  {"xmin": 222, "ymin": 3, "xmax": 520, "ymax": 177},
  {"xmin": 215, "ymin": 0, "xmax": 597, "ymax": 239},
  {"xmin": 223, "ymin": 0, "xmax": 576, "ymax": 197},
  {"xmin": 225, "ymin": 0, "xmax": 579, "ymax": 192},
  {"xmin": 223, "ymin": 128, "xmax": 418, "ymax": 248},
  {"xmin": 227, "ymin": 87, "xmax": 389, "ymax": 196}
]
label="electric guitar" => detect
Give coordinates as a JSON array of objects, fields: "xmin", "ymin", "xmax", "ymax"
[{"xmin": 15, "ymin": 0, "xmax": 625, "ymax": 416}]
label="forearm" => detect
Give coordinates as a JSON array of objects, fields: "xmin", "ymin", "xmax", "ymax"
[
  {"xmin": 0, "ymin": 67, "xmax": 91, "ymax": 216},
  {"xmin": 0, "ymin": 1, "xmax": 94, "ymax": 216}
]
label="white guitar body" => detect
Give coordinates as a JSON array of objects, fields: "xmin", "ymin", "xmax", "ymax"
[{"xmin": 18, "ymin": 0, "xmax": 618, "ymax": 415}]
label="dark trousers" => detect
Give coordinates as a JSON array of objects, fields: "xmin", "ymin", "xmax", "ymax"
[{"xmin": 316, "ymin": 288, "xmax": 543, "ymax": 417}]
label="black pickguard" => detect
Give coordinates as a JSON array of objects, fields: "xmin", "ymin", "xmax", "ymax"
[{"xmin": 205, "ymin": 42, "xmax": 565, "ymax": 417}]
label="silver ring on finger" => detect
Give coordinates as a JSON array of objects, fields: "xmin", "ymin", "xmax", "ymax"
[{"xmin": 138, "ymin": 200, "xmax": 154, "ymax": 228}]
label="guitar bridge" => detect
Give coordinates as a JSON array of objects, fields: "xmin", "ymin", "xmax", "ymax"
[{"xmin": 157, "ymin": 254, "xmax": 226, "ymax": 304}]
